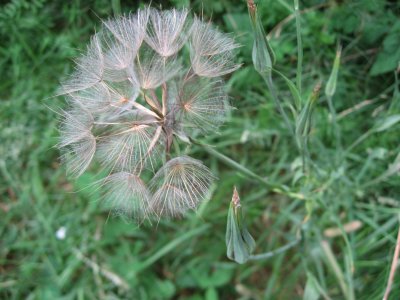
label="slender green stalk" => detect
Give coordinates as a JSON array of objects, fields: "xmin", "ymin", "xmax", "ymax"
[
  {"xmin": 197, "ymin": 141, "xmax": 280, "ymax": 189},
  {"xmin": 294, "ymin": 0, "xmax": 303, "ymax": 95},
  {"xmin": 263, "ymin": 73, "xmax": 294, "ymax": 135},
  {"xmin": 249, "ymin": 238, "xmax": 300, "ymax": 260},
  {"xmin": 195, "ymin": 141, "xmax": 308, "ymax": 200},
  {"xmin": 346, "ymin": 129, "xmax": 373, "ymax": 153},
  {"xmin": 301, "ymin": 137, "xmax": 309, "ymax": 174},
  {"xmin": 327, "ymin": 95, "xmax": 342, "ymax": 152}
]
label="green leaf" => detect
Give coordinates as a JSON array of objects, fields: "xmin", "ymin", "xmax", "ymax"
[
  {"xmin": 374, "ymin": 114, "xmax": 400, "ymax": 132},
  {"xmin": 205, "ymin": 287, "xmax": 219, "ymax": 300},
  {"xmin": 273, "ymin": 68, "xmax": 302, "ymax": 110},
  {"xmin": 303, "ymin": 274, "xmax": 320, "ymax": 300},
  {"xmin": 370, "ymin": 20, "xmax": 400, "ymax": 76},
  {"xmin": 303, "ymin": 272, "xmax": 332, "ymax": 300}
]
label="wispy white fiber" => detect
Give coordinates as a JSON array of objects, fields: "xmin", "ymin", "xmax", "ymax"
[
  {"xmin": 149, "ymin": 156, "xmax": 216, "ymax": 217},
  {"xmin": 173, "ymin": 76, "xmax": 230, "ymax": 134},
  {"xmin": 103, "ymin": 8, "xmax": 149, "ymax": 55},
  {"xmin": 190, "ymin": 19, "xmax": 241, "ymax": 77},
  {"xmin": 58, "ymin": 107, "xmax": 96, "ymax": 177},
  {"xmin": 145, "ymin": 8, "xmax": 192, "ymax": 57},
  {"xmin": 132, "ymin": 47, "xmax": 182, "ymax": 89},
  {"xmin": 97, "ymin": 113, "xmax": 163, "ymax": 173},
  {"xmin": 103, "ymin": 172, "xmax": 152, "ymax": 220},
  {"xmin": 59, "ymin": 34, "xmax": 104, "ymax": 95}
]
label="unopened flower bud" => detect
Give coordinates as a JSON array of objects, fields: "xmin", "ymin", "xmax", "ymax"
[
  {"xmin": 247, "ymin": 0, "xmax": 275, "ymax": 75},
  {"xmin": 226, "ymin": 187, "xmax": 256, "ymax": 264}
]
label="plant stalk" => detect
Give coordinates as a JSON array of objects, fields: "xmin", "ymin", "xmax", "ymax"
[
  {"xmin": 249, "ymin": 238, "xmax": 300, "ymax": 260},
  {"xmin": 294, "ymin": 0, "xmax": 303, "ymax": 95},
  {"xmin": 264, "ymin": 73, "xmax": 295, "ymax": 135}
]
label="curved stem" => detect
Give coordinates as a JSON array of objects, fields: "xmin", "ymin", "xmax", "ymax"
[
  {"xmin": 346, "ymin": 129, "xmax": 373, "ymax": 153},
  {"xmin": 249, "ymin": 238, "xmax": 300, "ymax": 260},
  {"xmin": 191, "ymin": 140, "xmax": 310, "ymax": 201},
  {"xmin": 197, "ymin": 141, "xmax": 280, "ymax": 188}
]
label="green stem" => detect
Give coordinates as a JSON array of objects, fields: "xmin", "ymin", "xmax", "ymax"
[
  {"xmin": 327, "ymin": 95, "xmax": 342, "ymax": 153},
  {"xmin": 249, "ymin": 238, "xmax": 300, "ymax": 260},
  {"xmin": 264, "ymin": 73, "xmax": 294, "ymax": 135},
  {"xmin": 294, "ymin": 0, "xmax": 303, "ymax": 95},
  {"xmin": 199, "ymin": 142, "xmax": 279, "ymax": 189},
  {"xmin": 193, "ymin": 140, "xmax": 308, "ymax": 200},
  {"xmin": 346, "ymin": 129, "xmax": 373, "ymax": 153}
]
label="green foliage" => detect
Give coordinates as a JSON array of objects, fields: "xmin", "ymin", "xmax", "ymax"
[
  {"xmin": 370, "ymin": 20, "xmax": 400, "ymax": 75},
  {"xmin": 1, "ymin": 0, "xmax": 400, "ymax": 299}
]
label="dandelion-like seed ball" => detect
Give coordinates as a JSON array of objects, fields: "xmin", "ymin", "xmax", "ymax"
[{"xmin": 58, "ymin": 7, "xmax": 240, "ymax": 221}]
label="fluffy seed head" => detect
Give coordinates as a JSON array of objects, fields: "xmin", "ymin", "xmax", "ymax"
[
  {"xmin": 58, "ymin": 34, "xmax": 104, "ymax": 95},
  {"xmin": 145, "ymin": 8, "xmax": 192, "ymax": 57},
  {"xmin": 149, "ymin": 156, "xmax": 216, "ymax": 217},
  {"xmin": 58, "ymin": 8, "xmax": 239, "ymax": 221},
  {"xmin": 190, "ymin": 19, "xmax": 241, "ymax": 77},
  {"xmin": 172, "ymin": 76, "xmax": 230, "ymax": 134},
  {"xmin": 103, "ymin": 172, "xmax": 152, "ymax": 221}
]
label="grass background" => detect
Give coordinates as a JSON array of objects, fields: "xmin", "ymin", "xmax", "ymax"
[{"xmin": 1, "ymin": 0, "xmax": 400, "ymax": 299}]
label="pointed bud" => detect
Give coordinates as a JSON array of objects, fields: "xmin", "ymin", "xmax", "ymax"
[
  {"xmin": 325, "ymin": 46, "xmax": 342, "ymax": 97},
  {"xmin": 248, "ymin": 0, "xmax": 275, "ymax": 76},
  {"xmin": 296, "ymin": 83, "xmax": 321, "ymax": 136},
  {"xmin": 295, "ymin": 82, "xmax": 321, "ymax": 147},
  {"xmin": 226, "ymin": 187, "xmax": 256, "ymax": 264}
]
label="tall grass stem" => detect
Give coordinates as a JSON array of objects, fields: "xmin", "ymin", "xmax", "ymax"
[{"xmin": 294, "ymin": 0, "xmax": 303, "ymax": 95}]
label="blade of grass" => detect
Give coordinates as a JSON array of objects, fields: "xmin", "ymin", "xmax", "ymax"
[
  {"xmin": 294, "ymin": 0, "xmax": 303, "ymax": 95},
  {"xmin": 138, "ymin": 224, "xmax": 210, "ymax": 271},
  {"xmin": 321, "ymin": 240, "xmax": 354, "ymax": 300}
]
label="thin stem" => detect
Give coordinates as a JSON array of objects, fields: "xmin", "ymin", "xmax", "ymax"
[
  {"xmin": 249, "ymin": 238, "xmax": 300, "ymax": 260},
  {"xmin": 198, "ymin": 142, "xmax": 279, "ymax": 188},
  {"xmin": 264, "ymin": 73, "xmax": 294, "ymax": 135},
  {"xmin": 301, "ymin": 137, "xmax": 309, "ymax": 174},
  {"xmin": 294, "ymin": 0, "xmax": 303, "ymax": 94},
  {"xmin": 346, "ymin": 129, "xmax": 373, "ymax": 153},
  {"xmin": 327, "ymin": 95, "xmax": 342, "ymax": 153},
  {"xmin": 193, "ymin": 140, "xmax": 307, "ymax": 199}
]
